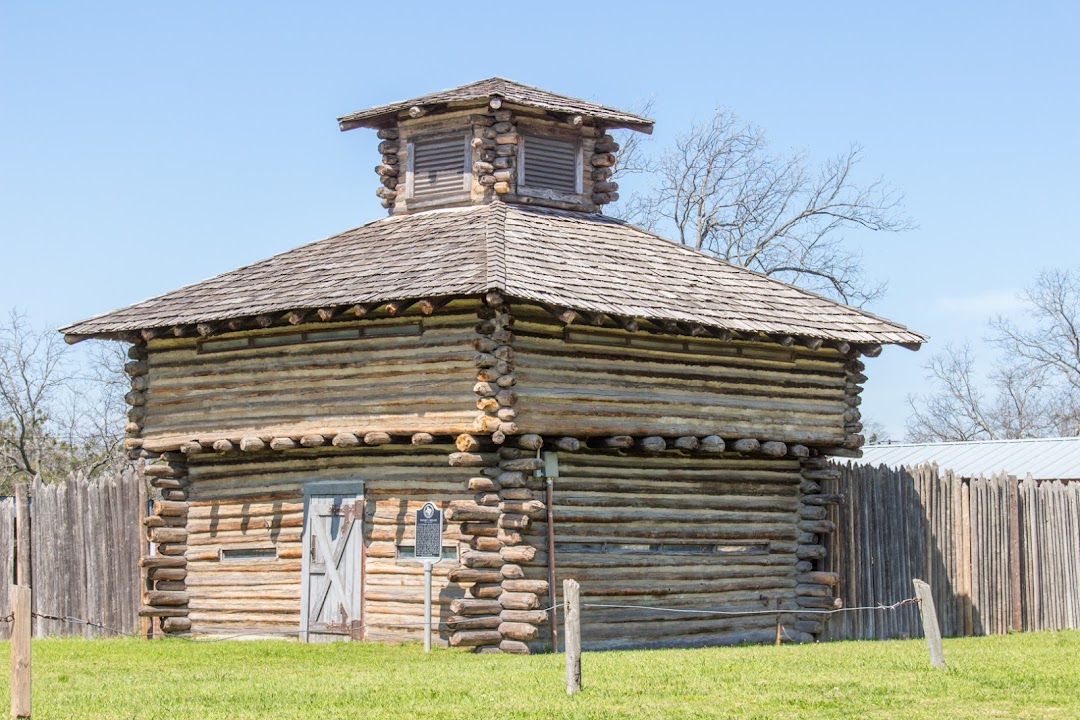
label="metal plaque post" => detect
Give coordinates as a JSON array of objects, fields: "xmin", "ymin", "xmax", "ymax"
[{"xmin": 414, "ymin": 501, "xmax": 443, "ymax": 653}]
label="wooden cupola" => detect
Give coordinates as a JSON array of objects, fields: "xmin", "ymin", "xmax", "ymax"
[{"xmin": 337, "ymin": 78, "xmax": 654, "ymax": 215}]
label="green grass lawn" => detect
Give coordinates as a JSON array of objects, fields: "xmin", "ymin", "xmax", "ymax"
[{"xmin": 2, "ymin": 631, "xmax": 1077, "ymax": 719}]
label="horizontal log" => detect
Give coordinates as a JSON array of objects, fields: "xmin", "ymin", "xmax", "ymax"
[
  {"xmin": 499, "ymin": 621, "xmax": 539, "ymax": 641},
  {"xmin": 162, "ymin": 617, "xmax": 192, "ymax": 633},
  {"xmin": 553, "ymin": 437, "xmax": 580, "ymax": 452},
  {"xmin": 446, "ymin": 615, "xmax": 501, "ymax": 631},
  {"xmin": 793, "ymin": 619, "xmax": 823, "ymax": 634},
  {"xmin": 639, "ymin": 436, "xmax": 666, "ymax": 452},
  {"xmin": 449, "ymin": 630, "xmax": 503, "ymax": 647},
  {"xmin": 795, "ymin": 596, "xmax": 843, "ymax": 610},
  {"xmin": 446, "ymin": 505, "xmax": 500, "ymax": 522},
  {"xmin": 152, "ymin": 500, "xmax": 189, "ymax": 517},
  {"xmin": 332, "ymin": 433, "xmax": 360, "ymax": 447},
  {"xmin": 449, "ymin": 452, "xmax": 499, "ymax": 468},
  {"xmin": 499, "ymin": 457, "xmax": 542, "ymax": 472},
  {"xmin": 802, "ymin": 494, "xmax": 844, "ymax": 506},
  {"xmin": 456, "ymin": 434, "xmax": 481, "ymax": 453},
  {"xmin": 150, "ymin": 527, "xmax": 188, "ymax": 545},
  {"xmin": 732, "ymin": 439, "xmax": 760, "ymax": 454},
  {"xmin": 500, "ymin": 545, "xmax": 537, "ymax": 563},
  {"xmin": 240, "ymin": 436, "xmax": 265, "ymax": 452},
  {"xmin": 797, "ymin": 520, "xmax": 836, "ymax": 534},
  {"xmin": 140, "ymin": 556, "xmax": 187, "ymax": 569},
  {"xmin": 502, "ymin": 579, "xmax": 548, "ymax": 595},
  {"xmin": 138, "ymin": 606, "xmax": 189, "ymax": 618},
  {"xmin": 500, "ymin": 592, "xmax": 541, "ymax": 610},
  {"xmin": 468, "ymin": 583, "xmax": 504, "ymax": 600},
  {"xmin": 449, "ymin": 599, "xmax": 502, "ymax": 616},
  {"xmin": 698, "ymin": 435, "xmax": 725, "ymax": 453},
  {"xmin": 795, "ymin": 545, "xmax": 826, "ymax": 560},
  {"xmin": 497, "ymin": 513, "xmax": 530, "ymax": 530},
  {"xmin": 795, "ymin": 583, "xmax": 833, "ymax": 598},
  {"xmin": 760, "ymin": 441, "xmax": 787, "ymax": 457},
  {"xmin": 517, "ymin": 434, "xmax": 544, "ymax": 450},
  {"xmin": 796, "ymin": 571, "xmax": 839, "ymax": 587},
  {"xmin": 799, "ymin": 506, "xmax": 828, "ymax": 520},
  {"xmin": 448, "ymin": 568, "xmax": 503, "ymax": 584},
  {"xmin": 144, "ymin": 590, "xmax": 189, "ymax": 607},
  {"xmin": 461, "ymin": 551, "xmax": 504, "ymax": 568},
  {"xmin": 499, "ymin": 639, "xmax": 531, "ymax": 654},
  {"xmin": 668, "ymin": 436, "xmax": 697, "ymax": 452}
]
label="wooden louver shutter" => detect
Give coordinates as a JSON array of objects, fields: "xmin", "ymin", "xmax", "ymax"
[
  {"xmin": 522, "ymin": 135, "xmax": 579, "ymax": 193},
  {"xmin": 411, "ymin": 135, "xmax": 468, "ymax": 198}
]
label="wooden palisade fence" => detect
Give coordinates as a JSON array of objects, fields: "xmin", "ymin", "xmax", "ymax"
[
  {"xmin": 0, "ymin": 471, "xmax": 143, "ymax": 639},
  {"xmin": 822, "ymin": 463, "xmax": 1080, "ymax": 641}
]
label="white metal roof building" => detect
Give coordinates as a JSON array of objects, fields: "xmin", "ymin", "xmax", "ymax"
[{"xmin": 858, "ymin": 437, "xmax": 1080, "ymax": 481}]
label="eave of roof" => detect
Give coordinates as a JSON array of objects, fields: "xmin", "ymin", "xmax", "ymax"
[
  {"xmin": 337, "ymin": 77, "xmax": 654, "ymax": 133},
  {"xmin": 61, "ymin": 204, "xmax": 926, "ymax": 349}
]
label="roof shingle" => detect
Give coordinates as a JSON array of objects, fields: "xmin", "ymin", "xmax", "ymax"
[
  {"xmin": 62, "ymin": 203, "xmax": 924, "ymax": 345},
  {"xmin": 337, "ymin": 77, "xmax": 653, "ymax": 132}
]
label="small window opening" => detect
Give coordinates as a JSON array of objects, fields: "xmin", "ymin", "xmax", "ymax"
[
  {"xmin": 220, "ymin": 547, "xmax": 278, "ymax": 561},
  {"xmin": 520, "ymin": 135, "xmax": 580, "ymax": 194},
  {"xmin": 410, "ymin": 134, "xmax": 469, "ymax": 199}
]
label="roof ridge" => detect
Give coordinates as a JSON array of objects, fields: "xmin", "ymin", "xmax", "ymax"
[{"xmin": 485, "ymin": 202, "xmax": 508, "ymax": 292}]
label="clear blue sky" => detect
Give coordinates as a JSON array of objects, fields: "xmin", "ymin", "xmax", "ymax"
[{"xmin": 2, "ymin": 1, "xmax": 1078, "ymax": 438}]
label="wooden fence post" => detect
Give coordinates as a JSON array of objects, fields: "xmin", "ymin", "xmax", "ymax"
[
  {"xmin": 10, "ymin": 584, "xmax": 31, "ymax": 718},
  {"xmin": 564, "ymin": 579, "xmax": 581, "ymax": 695},
  {"xmin": 14, "ymin": 485, "xmax": 29, "ymax": 588},
  {"xmin": 913, "ymin": 578, "xmax": 945, "ymax": 668},
  {"xmin": 1007, "ymin": 475, "xmax": 1022, "ymax": 632}
]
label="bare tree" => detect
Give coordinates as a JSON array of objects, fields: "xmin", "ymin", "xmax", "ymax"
[
  {"xmin": 905, "ymin": 342, "xmax": 1066, "ymax": 442},
  {"xmin": 991, "ymin": 269, "xmax": 1080, "ymax": 422},
  {"xmin": 613, "ymin": 108, "xmax": 912, "ymax": 306},
  {"xmin": 0, "ymin": 310, "xmax": 127, "ymax": 489}
]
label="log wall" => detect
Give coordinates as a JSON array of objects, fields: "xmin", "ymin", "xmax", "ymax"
[
  {"xmin": 182, "ymin": 445, "xmax": 475, "ymax": 641},
  {"xmin": 509, "ymin": 304, "xmax": 850, "ymax": 445},
  {"xmin": 139, "ymin": 305, "xmax": 480, "ymax": 450},
  {"xmin": 530, "ymin": 451, "xmax": 816, "ymax": 651}
]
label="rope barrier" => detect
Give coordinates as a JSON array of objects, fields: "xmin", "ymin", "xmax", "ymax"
[{"xmin": 2, "ymin": 597, "xmax": 921, "ymax": 640}]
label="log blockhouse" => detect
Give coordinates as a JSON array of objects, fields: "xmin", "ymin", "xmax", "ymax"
[{"xmin": 63, "ymin": 78, "xmax": 925, "ymax": 651}]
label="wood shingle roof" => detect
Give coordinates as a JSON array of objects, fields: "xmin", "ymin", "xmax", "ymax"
[
  {"xmin": 337, "ymin": 77, "xmax": 654, "ymax": 132},
  {"xmin": 62, "ymin": 204, "xmax": 924, "ymax": 346}
]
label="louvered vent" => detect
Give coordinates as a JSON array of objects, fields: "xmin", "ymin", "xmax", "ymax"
[
  {"xmin": 411, "ymin": 135, "xmax": 468, "ymax": 198},
  {"xmin": 521, "ymin": 135, "xmax": 580, "ymax": 194}
]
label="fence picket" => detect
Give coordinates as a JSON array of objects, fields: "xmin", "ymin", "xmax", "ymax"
[
  {"xmin": 1, "ymin": 472, "xmax": 143, "ymax": 637},
  {"xmin": 826, "ymin": 463, "xmax": 1079, "ymax": 641}
]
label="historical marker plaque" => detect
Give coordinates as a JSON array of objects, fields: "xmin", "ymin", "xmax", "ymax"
[{"xmin": 414, "ymin": 502, "xmax": 443, "ymax": 561}]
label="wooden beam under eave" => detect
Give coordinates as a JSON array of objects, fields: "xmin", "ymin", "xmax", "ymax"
[
  {"xmin": 353, "ymin": 302, "xmax": 381, "ymax": 318},
  {"xmin": 385, "ymin": 299, "xmax": 415, "ymax": 317},
  {"xmin": 418, "ymin": 298, "xmax": 451, "ymax": 316},
  {"xmin": 542, "ymin": 305, "xmax": 577, "ymax": 325},
  {"xmin": 196, "ymin": 322, "xmax": 218, "ymax": 338},
  {"xmin": 899, "ymin": 342, "xmax": 922, "ymax": 351},
  {"xmin": 317, "ymin": 307, "xmax": 338, "ymax": 322},
  {"xmin": 610, "ymin": 315, "xmax": 638, "ymax": 333}
]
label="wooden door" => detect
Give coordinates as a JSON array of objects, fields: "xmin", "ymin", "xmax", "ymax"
[{"xmin": 300, "ymin": 494, "xmax": 364, "ymax": 642}]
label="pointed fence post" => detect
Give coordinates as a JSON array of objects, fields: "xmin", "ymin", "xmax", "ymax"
[
  {"xmin": 564, "ymin": 579, "xmax": 581, "ymax": 695},
  {"xmin": 913, "ymin": 578, "xmax": 945, "ymax": 668}
]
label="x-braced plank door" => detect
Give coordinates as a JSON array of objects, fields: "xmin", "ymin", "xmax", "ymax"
[{"xmin": 301, "ymin": 495, "xmax": 364, "ymax": 642}]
